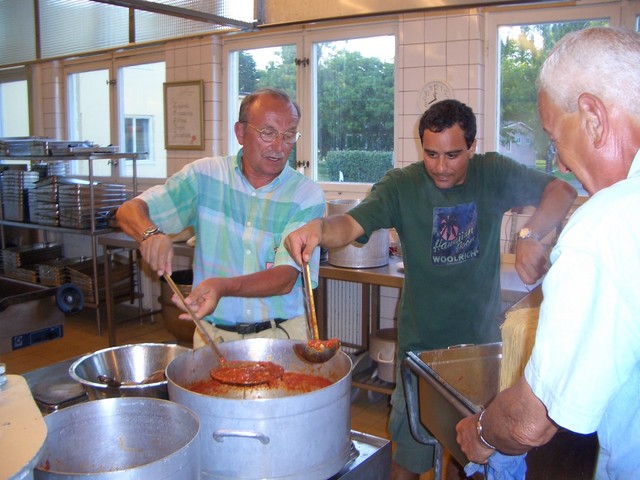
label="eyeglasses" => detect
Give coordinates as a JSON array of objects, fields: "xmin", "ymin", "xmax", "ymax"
[{"xmin": 244, "ymin": 123, "xmax": 301, "ymax": 144}]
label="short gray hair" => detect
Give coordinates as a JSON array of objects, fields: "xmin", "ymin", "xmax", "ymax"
[
  {"xmin": 238, "ymin": 87, "xmax": 300, "ymax": 123},
  {"xmin": 537, "ymin": 27, "xmax": 640, "ymax": 116}
]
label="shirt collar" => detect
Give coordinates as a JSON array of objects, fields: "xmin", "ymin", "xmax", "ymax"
[{"xmin": 235, "ymin": 148, "xmax": 289, "ymax": 191}]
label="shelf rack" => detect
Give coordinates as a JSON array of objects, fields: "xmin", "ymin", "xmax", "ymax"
[{"xmin": 0, "ymin": 152, "xmax": 143, "ymax": 334}]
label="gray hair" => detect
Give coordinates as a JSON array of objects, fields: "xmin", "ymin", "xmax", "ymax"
[
  {"xmin": 238, "ymin": 87, "xmax": 300, "ymax": 123},
  {"xmin": 537, "ymin": 27, "xmax": 640, "ymax": 116}
]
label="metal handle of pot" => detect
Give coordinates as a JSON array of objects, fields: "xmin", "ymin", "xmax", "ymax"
[
  {"xmin": 212, "ymin": 429, "xmax": 270, "ymax": 445},
  {"xmin": 376, "ymin": 351, "xmax": 395, "ymax": 364},
  {"xmin": 401, "ymin": 357, "xmax": 444, "ymax": 480}
]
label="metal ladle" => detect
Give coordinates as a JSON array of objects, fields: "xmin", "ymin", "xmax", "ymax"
[
  {"xmin": 163, "ymin": 273, "xmax": 284, "ymax": 385},
  {"xmin": 293, "ymin": 263, "xmax": 340, "ymax": 363}
]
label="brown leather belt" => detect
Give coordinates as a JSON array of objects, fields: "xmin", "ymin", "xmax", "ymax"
[{"xmin": 213, "ymin": 318, "xmax": 288, "ymax": 335}]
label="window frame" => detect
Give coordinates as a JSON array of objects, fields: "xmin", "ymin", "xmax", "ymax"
[
  {"xmin": 484, "ymin": 3, "xmax": 625, "ymax": 155},
  {"xmin": 222, "ymin": 21, "xmax": 397, "ymax": 198}
]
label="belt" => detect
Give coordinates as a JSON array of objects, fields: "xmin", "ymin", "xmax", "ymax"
[{"xmin": 213, "ymin": 318, "xmax": 288, "ymax": 335}]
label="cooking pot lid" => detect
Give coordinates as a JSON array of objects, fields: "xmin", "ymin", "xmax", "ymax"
[{"xmin": 23, "ymin": 356, "xmax": 87, "ymax": 411}]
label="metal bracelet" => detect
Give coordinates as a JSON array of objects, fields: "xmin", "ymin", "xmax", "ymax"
[{"xmin": 476, "ymin": 409, "xmax": 497, "ymax": 450}]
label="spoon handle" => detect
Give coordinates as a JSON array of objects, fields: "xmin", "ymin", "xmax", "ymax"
[
  {"xmin": 302, "ymin": 263, "xmax": 320, "ymax": 340},
  {"xmin": 163, "ymin": 273, "xmax": 225, "ymax": 362}
]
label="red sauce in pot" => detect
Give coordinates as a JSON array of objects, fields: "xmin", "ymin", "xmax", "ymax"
[{"xmin": 189, "ymin": 371, "xmax": 332, "ymax": 396}]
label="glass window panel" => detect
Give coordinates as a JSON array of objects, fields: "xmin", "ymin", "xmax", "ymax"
[
  {"xmin": 40, "ymin": 0, "xmax": 129, "ymax": 59},
  {"xmin": 119, "ymin": 62, "xmax": 166, "ymax": 178},
  {"xmin": 497, "ymin": 20, "xmax": 608, "ymax": 196},
  {"xmin": 67, "ymin": 69, "xmax": 112, "ymax": 177},
  {"xmin": 229, "ymin": 45, "xmax": 298, "ymax": 166},
  {"xmin": 0, "ymin": 1, "xmax": 36, "ymax": 65},
  {"xmin": 314, "ymin": 35, "xmax": 395, "ymax": 183},
  {"xmin": 0, "ymin": 80, "xmax": 29, "ymax": 137}
]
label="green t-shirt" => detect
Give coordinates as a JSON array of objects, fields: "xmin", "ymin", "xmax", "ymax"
[{"xmin": 349, "ymin": 153, "xmax": 553, "ymax": 358}]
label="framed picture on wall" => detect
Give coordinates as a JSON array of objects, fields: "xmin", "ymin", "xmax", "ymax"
[{"xmin": 163, "ymin": 80, "xmax": 204, "ymax": 150}]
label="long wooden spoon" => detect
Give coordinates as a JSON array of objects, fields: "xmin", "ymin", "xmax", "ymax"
[
  {"xmin": 163, "ymin": 273, "xmax": 283, "ymax": 385},
  {"xmin": 293, "ymin": 263, "xmax": 340, "ymax": 363}
]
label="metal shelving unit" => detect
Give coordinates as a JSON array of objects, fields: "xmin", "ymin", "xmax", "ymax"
[{"xmin": 0, "ymin": 152, "xmax": 142, "ymax": 333}]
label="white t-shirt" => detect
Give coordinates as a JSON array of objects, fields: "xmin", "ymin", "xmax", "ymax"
[{"xmin": 525, "ymin": 151, "xmax": 640, "ymax": 479}]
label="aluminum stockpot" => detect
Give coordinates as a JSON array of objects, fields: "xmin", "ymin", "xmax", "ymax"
[
  {"xmin": 69, "ymin": 343, "xmax": 189, "ymax": 400},
  {"xmin": 34, "ymin": 397, "xmax": 200, "ymax": 479},
  {"xmin": 167, "ymin": 338, "xmax": 353, "ymax": 480}
]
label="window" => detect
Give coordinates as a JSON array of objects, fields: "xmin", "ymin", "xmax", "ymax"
[
  {"xmin": 487, "ymin": 5, "xmax": 622, "ymax": 196},
  {"xmin": 66, "ymin": 57, "xmax": 166, "ymax": 180},
  {"xmin": 0, "ymin": 78, "xmax": 29, "ymax": 137},
  {"xmin": 224, "ymin": 25, "xmax": 395, "ymax": 188}
]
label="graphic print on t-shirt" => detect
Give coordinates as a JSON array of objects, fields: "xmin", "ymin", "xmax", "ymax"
[{"xmin": 431, "ymin": 202, "xmax": 479, "ymax": 265}]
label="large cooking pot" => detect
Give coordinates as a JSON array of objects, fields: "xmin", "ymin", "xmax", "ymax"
[
  {"xmin": 34, "ymin": 397, "xmax": 200, "ymax": 479},
  {"xmin": 167, "ymin": 338, "xmax": 353, "ymax": 480}
]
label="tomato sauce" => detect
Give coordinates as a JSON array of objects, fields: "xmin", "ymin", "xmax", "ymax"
[{"xmin": 189, "ymin": 371, "xmax": 332, "ymax": 396}]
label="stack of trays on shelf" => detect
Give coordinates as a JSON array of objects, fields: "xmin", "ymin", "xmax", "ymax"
[
  {"xmin": 0, "ymin": 137, "xmax": 49, "ymax": 156},
  {"xmin": 1, "ymin": 170, "xmax": 41, "ymax": 222},
  {"xmin": 29, "ymin": 176, "xmax": 62, "ymax": 226},
  {"xmin": 0, "ymin": 242, "xmax": 64, "ymax": 282},
  {"xmin": 31, "ymin": 161, "xmax": 68, "ymax": 178},
  {"xmin": 67, "ymin": 255, "xmax": 133, "ymax": 304},
  {"xmin": 36, "ymin": 257, "xmax": 87, "ymax": 286},
  {"xmin": 57, "ymin": 182, "xmax": 126, "ymax": 229}
]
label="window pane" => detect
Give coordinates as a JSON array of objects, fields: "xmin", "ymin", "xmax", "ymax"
[
  {"xmin": 230, "ymin": 45, "xmax": 297, "ymax": 166},
  {"xmin": 497, "ymin": 21, "xmax": 608, "ymax": 195},
  {"xmin": 67, "ymin": 69, "xmax": 112, "ymax": 177},
  {"xmin": 119, "ymin": 62, "xmax": 166, "ymax": 178},
  {"xmin": 0, "ymin": 80, "xmax": 29, "ymax": 137},
  {"xmin": 314, "ymin": 35, "xmax": 395, "ymax": 183}
]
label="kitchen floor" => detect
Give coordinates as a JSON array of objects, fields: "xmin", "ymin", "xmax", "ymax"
[{"xmin": 0, "ymin": 306, "xmax": 440, "ymax": 480}]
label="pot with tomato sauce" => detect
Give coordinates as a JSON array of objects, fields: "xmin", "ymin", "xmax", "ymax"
[{"xmin": 166, "ymin": 338, "xmax": 353, "ymax": 480}]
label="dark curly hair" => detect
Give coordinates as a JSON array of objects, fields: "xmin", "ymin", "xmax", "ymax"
[{"xmin": 418, "ymin": 99, "xmax": 476, "ymax": 149}]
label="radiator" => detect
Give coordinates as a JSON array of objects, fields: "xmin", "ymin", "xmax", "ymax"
[{"xmin": 326, "ymin": 279, "xmax": 363, "ymax": 352}]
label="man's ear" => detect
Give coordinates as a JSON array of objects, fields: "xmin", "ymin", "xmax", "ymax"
[
  {"xmin": 577, "ymin": 93, "xmax": 608, "ymax": 149},
  {"xmin": 234, "ymin": 121, "xmax": 246, "ymax": 145}
]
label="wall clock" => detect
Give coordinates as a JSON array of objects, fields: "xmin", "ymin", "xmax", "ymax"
[{"xmin": 418, "ymin": 80, "xmax": 455, "ymax": 111}]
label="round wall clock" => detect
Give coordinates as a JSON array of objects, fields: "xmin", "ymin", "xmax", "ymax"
[{"xmin": 418, "ymin": 80, "xmax": 455, "ymax": 111}]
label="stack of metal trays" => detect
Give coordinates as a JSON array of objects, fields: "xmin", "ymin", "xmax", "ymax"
[
  {"xmin": 1, "ymin": 243, "xmax": 64, "ymax": 280},
  {"xmin": 0, "ymin": 137, "xmax": 49, "ymax": 156},
  {"xmin": 1, "ymin": 170, "xmax": 41, "ymax": 221},
  {"xmin": 48, "ymin": 140, "xmax": 94, "ymax": 156},
  {"xmin": 58, "ymin": 182, "xmax": 126, "ymax": 229},
  {"xmin": 31, "ymin": 161, "xmax": 68, "ymax": 178},
  {"xmin": 67, "ymin": 255, "xmax": 133, "ymax": 304},
  {"xmin": 37, "ymin": 257, "xmax": 86, "ymax": 286},
  {"xmin": 29, "ymin": 176, "xmax": 61, "ymax": 226}
]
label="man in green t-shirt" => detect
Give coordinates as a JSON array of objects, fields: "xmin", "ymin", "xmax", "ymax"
[{"xmin": 284, "ymin": 99, "xmax": 577, "ymax": 480}]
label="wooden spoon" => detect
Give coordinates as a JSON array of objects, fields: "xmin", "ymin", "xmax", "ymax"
[
  {"xmin": 163, "ymin": 273, "xmax": 284, "ymax": 385},
  {"xmin": 293, "ymin": 263, "xmax": 341, "ymax": 363}
]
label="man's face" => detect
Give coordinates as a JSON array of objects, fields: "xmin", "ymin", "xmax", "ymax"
[
  {"xmin": 235, "ymin": 94, "xmax": 299, "ymax": 186},
  {"xmin": 538, "ymin": 90, "xmax": 597, "ymax": 195},
  {"xmin": 421, "ymin": 124, "xmax": 476, "ymax": 189}
]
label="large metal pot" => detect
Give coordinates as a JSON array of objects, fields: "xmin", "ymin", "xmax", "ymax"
[
  {"xmin": 167, "ymin": 338, "xmax": 353, "ymax": 480},
  {"xmin": 34, "ymin": 397, "xmax": 200, "ymax": 479}
]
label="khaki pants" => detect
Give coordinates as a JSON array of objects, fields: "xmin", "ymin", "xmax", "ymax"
[{"xmin": 192, "ymin": 315, "xmax": 310, "ymax": 348}]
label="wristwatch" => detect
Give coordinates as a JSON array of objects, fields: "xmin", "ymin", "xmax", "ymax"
[
  {"xmin": 517, "ymin": 227, "xmax": 541, "ymax": 241},
  {"xmin": 141, "ymin": 225, "xmax": 163, "ymax": 242}
]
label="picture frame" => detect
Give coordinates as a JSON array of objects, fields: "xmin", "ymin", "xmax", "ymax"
[{"xmin": 163, "ymin": 80, "xmax": 204, "ymax": 150}]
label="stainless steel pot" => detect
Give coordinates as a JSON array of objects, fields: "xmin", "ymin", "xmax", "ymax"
[
  {"xmin": 69, "ymin": 343, "xmax": 189, "ymax": 400},
  {"xmin": 33, "ymin": 397, "xmax": 200, "ymax": 479},
  {"xmin": 166, "ymin": 338, "xmax": 353, "ymax": 480}
]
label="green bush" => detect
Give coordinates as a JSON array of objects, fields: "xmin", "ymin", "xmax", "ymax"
[{"xmin": 325, "ymin": 150, "xmax": 393, "ymax": 183}]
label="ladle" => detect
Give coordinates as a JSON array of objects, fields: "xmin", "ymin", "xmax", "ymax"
[
  {"xmin": 293, "ymin": 263, "xmax": 340, "ymax": 363},
  {"xmin": 163, "ymin": 273, "xmax": 284, "ymax": 385}
]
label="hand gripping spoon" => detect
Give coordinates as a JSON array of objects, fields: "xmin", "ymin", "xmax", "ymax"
[{"xmin": 163, "ymin": 273, "xmax": 284, "ymax": 385}]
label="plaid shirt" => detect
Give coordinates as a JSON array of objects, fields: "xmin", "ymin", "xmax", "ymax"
[{"xmin": 140, "ymin": 150, "xmax": 325, "ymax": 324}]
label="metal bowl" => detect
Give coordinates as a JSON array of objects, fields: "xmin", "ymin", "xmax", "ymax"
[{"xmin": 69, "ymin": 343, "xmax": 189, "ymax": 400}]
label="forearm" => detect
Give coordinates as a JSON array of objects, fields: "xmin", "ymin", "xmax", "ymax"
[
  {"xmin": 524, "ymin": 179, "xmax": 577, "ymax": 237},
  {"xmin": 480, "ymin": 378, "xmax": 558, "ymax": 454},
  {"xmin": 116, "ymin": 198, "xmax": 155, "ymax": 243},
  {"xmin": 212, "ymin": 265, "xmax": 299, "ymax": 299},
  {"xmin": 319, "ymin": 214, "xmax": 365, "ymax": 248}
]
